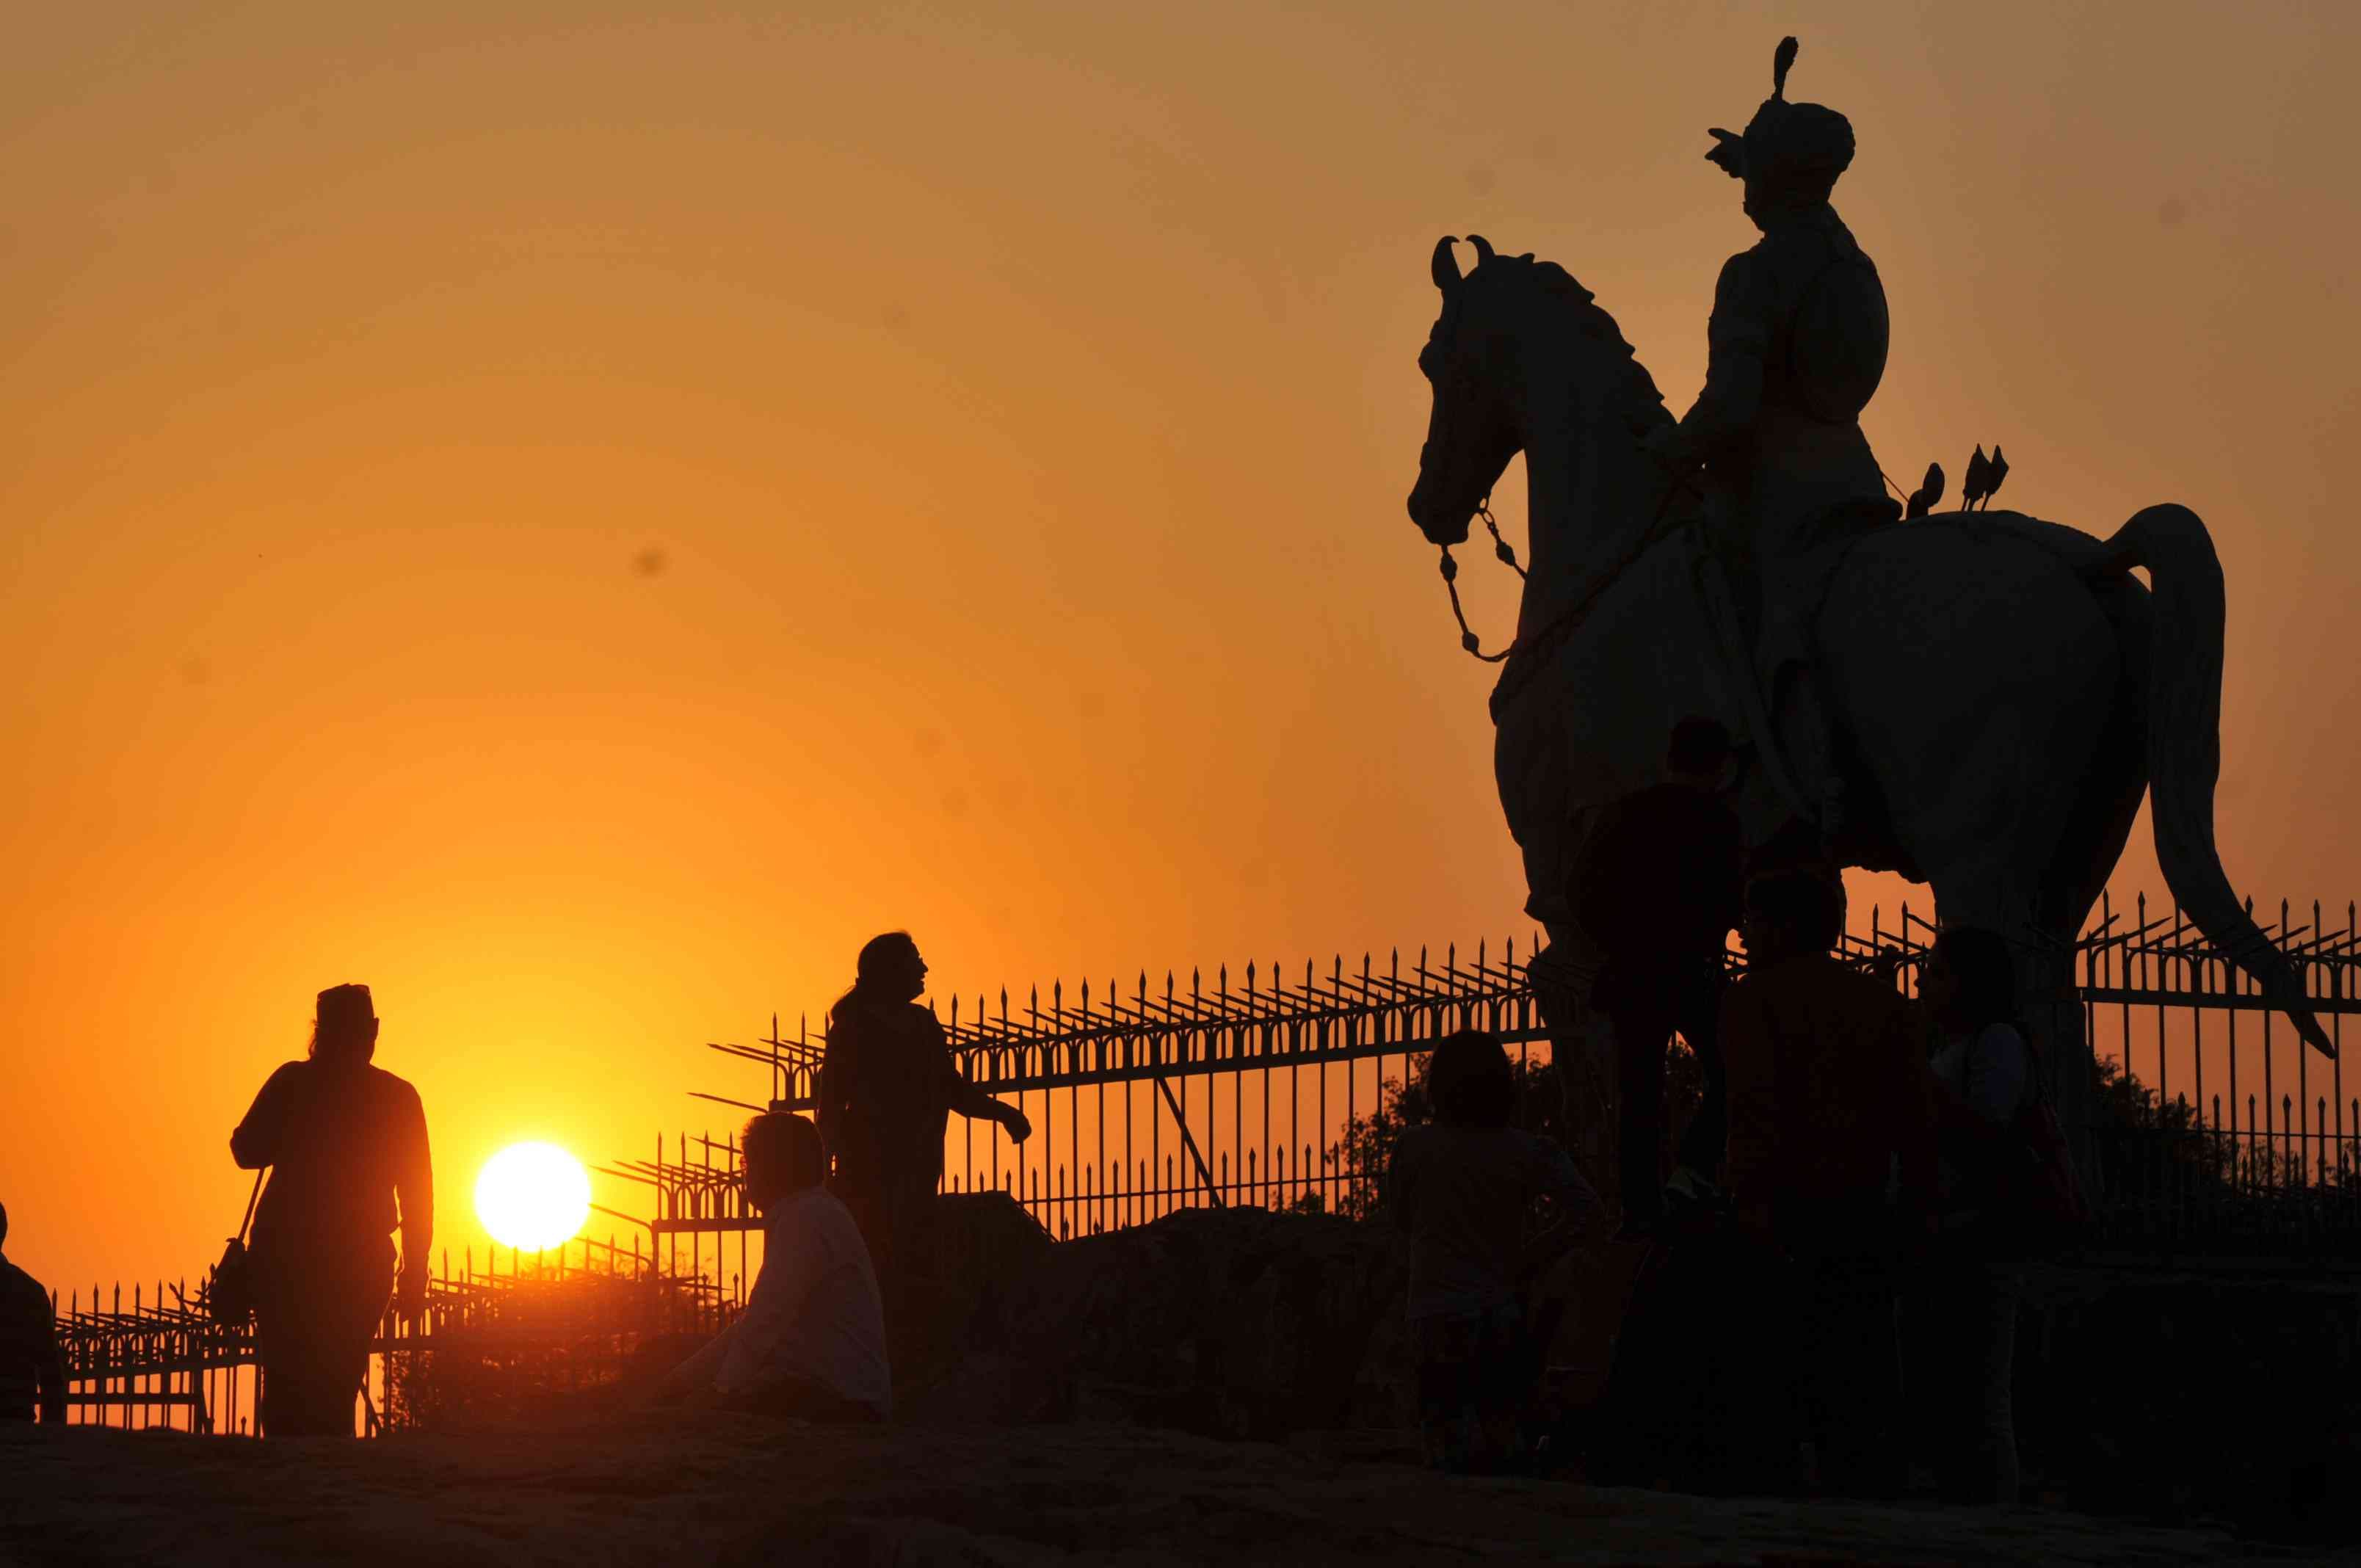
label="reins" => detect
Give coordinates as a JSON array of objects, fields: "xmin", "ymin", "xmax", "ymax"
[
  {"xmin": 1439, "ymin": 468, "xmax": 1700, "ymax": 668},
  {"xmin": 1438, "ymin": 498, "xmax": 1527, "ymax": 663}
]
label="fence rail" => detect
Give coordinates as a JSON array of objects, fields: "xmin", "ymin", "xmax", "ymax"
[
  {"xmin": 677, "ymin": 893, "xmax": 2361, "ymax": 1246},
  {"xmin": 59, "ymin": 890, "xmax": 2361, "ymax": 1435},
  {"xmin": 54, "ymin": 1231, "xmax": 733, "ymax": 1436},
  {"xmin": 683, "ymin": 941, "xmax": 1553, "ymax": 1238}
]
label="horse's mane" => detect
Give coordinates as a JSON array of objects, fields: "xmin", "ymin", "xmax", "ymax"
[{"xmin": 1474, "ymin": 253, "xmax": 1672, "ymax": 432}]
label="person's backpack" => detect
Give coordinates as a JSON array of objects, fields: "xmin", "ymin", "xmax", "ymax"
[
  {"xmin": 208, "ymin": 1172, "xmax": 265, "ymax": 1327},
  {"xmin": 1970, "ymin": 1026, "xmax": 2092, "ymax": 1252}
]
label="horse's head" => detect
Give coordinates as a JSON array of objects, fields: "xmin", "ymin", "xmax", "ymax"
[
  {"xmin": 1406, "ymin": 235, "xmax": 1520, "ymax": 546},
  {"xmin": 1405, "ymin": 236, "xmax": 1672, "ymax": 548}
]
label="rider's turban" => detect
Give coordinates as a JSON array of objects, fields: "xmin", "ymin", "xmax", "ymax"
[{"xmin": 1706, "ymin": 37, "xmax": 1855, "ymax": 202}]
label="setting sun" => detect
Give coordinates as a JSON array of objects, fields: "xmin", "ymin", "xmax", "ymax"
[{"xmin": 475, "ymin": 1141, "xmax": 592, "ymax": 1252}]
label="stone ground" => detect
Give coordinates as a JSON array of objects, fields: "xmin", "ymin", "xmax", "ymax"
[{"xmin": 1, "ymin": 1417, "xmax": 2347, "ymax": 1567}]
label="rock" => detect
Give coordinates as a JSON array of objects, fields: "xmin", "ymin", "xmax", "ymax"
[
  {"xmin": 888, "ymin": 1191, "xmax": 1056, "ymax": 1399},
  {"xmin": 905, "ymin": 1203, "xmax": 1412, "ymax": 1438}
]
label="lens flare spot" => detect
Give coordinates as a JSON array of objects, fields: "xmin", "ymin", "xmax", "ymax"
[{"xmin": 474, "ymin": 1141, "xmax": 591, "ymax": 1252}]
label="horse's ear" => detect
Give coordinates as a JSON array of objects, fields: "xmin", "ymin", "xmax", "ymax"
[{"xmin": 1431, "ymin": 236, "xmax": 1462, "ymax": 293}]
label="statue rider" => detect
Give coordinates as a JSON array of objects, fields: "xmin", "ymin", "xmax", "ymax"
[{"xmin": 1644, "ymin": 37, "xmax": 1898, "ymax": 837}]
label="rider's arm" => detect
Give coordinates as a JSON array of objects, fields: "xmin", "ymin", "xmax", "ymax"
[{"xmin": 1675, "ymin": 252, "xmax": 1771, "ymax": 457}]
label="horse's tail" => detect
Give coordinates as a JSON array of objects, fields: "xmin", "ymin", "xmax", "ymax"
[{"xmin": 2099, "ymin": 503, "xmax": 2332, "ymax": 1058}]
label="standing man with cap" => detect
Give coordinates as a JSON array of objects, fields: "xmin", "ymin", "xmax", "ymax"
[
  {"xmin": 1647, "ymin": 36, "xmax": 1898, "ymax": 833},
  {"xmin": 0, "ymin": 1202, "xmax": 69, "ymax": 1424},
  {"xmin": 231, "ymin": 982, "xmax": 433, "ymax": 1437}
]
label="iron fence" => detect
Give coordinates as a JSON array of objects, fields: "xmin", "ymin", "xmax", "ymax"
[
  {"xmin": 57, "ymin": 890, "xmax": 2361, "ymax": 1435},
  {"xmin": 679, "ymin": 894, "xmax": 2361, "ymax": 1249},
  {"xmin": 52, "ymin": 1231, "xmax": 732, "ymax": 1435},
  {"xmin": 678, "ymin": 940, "xmax": 1553, "ymax": 1241}
]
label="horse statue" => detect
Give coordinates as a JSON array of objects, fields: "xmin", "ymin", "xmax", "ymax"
[{"xmin": 1403, "ymin": 236, "xmax": 2330, "ymax": 1120}]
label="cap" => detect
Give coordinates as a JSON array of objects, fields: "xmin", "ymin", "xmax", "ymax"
[{"xmin": 1705, "ymin": 37, "xmax": 1855, "ymax": 195}]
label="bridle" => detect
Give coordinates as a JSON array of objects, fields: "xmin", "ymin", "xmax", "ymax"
[
  {"xmin": 1435, "ymin": 468, "xmax": 1699, "ymax": 669},
  {"xmin": 1437, "ymin": 498, "xmax": 1527, "ymax": 663},
  {"xmin": 1423, "ymin": 233, "xmax": 1699, "ymax": 669}
]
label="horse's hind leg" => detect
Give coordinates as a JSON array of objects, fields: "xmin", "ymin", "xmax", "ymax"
[
  {"xmin": 1824, "ymin": 529, "xmax": 2122, "ymax": 1166},
  {"xmin": 2021, "ymin": 574, "xmax": 2151, "ymax": 1166},
  {"xmin": 2037, "ymin": 573, "xmax": 2153, "ymax": 940}
]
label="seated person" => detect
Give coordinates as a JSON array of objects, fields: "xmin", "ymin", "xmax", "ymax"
[
  {"xmin": 1388, "ymin": 1031, "xmax": 1603, "ymax": 1473},
  {"xmin": 661, "ymin": 1112, "xmax": 890, "ymax": 1422}
]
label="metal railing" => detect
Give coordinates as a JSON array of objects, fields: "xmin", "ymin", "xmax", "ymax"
[
  {"xmin": 686, "ymin": 940, "xmax": 1552, "ymax": 1238},
  {"xmin": 57, "ymin": 891, "xmax": 2361, "ymax": 1434},
  {"xmin": 53, "ymin": 1232, "xmax": 730, "ymax": 1435},
  {"xmin": 676, "ymin": 895, "xmax": 2361, "ymax": 1247}
]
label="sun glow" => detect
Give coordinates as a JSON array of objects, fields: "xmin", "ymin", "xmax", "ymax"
[{"xmin": 475, "ymin": 1141, "xmax": 592, "ymax": 1252}]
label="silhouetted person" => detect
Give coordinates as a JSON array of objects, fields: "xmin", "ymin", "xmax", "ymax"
[
  {"xmin": 1905, "ymin": 926, "xmax": 2031, "ymax": 1504},
  {"xmin": 1719, "ymin": 871, "xmax": 1934, "ymax": 1497},
  {"xmin": 816, "ymin": 933, "xmax": 1030, "ymax": 1308},
  {"xmin": 1648, "ymin": 37, "xmax": 1897, "ymax": 830},
  {"xmin": 1574, "ymin": 716, "xmax": 1743, "ymax": 1237},
  {"xmin": 1388, "ymin": 1031, "xmax": 1601, "ymax": 1473},
  {"xmin": 0, "ymin": 1202, "xmax": 68, "ymax": 1426},
  {"xmin": 663, "ymin": 1112, "xmax": 888, "ymax": 1421},
  {"xmin": 231, "ymin": 983, "xmax": 432, "ymax": 1437}
]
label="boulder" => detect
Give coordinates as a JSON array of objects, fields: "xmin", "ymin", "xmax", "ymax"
[
  {"xmin": 904, "ymin": 1202, "xmax": 1413, "ymax": 1438},
  {"xmin": 889, "ymin": 1191, "xmax": 1058, "ymax": 1398}
]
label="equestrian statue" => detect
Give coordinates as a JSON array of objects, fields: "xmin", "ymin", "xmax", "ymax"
[{"xmin": 1401, "ymin": 38, "xmax": 2332, "ymax": 1135}]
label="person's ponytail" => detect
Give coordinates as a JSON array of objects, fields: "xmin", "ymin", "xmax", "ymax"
[{"xmin": 830, "ymin": 932, "xmax": 919, "ymax": 1029}]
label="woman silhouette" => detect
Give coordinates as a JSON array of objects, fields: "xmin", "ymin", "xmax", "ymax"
[
  {"xmin": 816, "ymin": 933, "xmax": 1028, "ymax": 1304},
  {"xmin": 230, "ymin": 983, "xmax": 432, "ymax": 1437}
]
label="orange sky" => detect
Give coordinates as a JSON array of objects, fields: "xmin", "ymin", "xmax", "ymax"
[{"xmin": 5, "ymin": 1, "xmax": 2358, "ymax": 1295}]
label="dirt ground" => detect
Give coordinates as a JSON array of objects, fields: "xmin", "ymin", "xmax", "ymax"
[{"xmin": 1, "ymin": 1417, "xmax": 2345, "ymax": 1567}]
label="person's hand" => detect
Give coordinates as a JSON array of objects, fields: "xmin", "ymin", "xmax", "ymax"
[{"xmin": 1001, "ymin": 1106, "xmax": 1033, "ymax": 1144}]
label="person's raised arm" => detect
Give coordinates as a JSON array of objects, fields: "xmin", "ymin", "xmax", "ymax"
[
  {"xmin": 229, "ymin": 1063, "xmax": 299, "ymax": 1170},
  {"xmin": 934, "ymin": 1014, "xmax": 1030, "ymax": 1142},
  {"xmin": 394, "ymin": 1081, "xmax": 434, "ymax": 1317}
]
